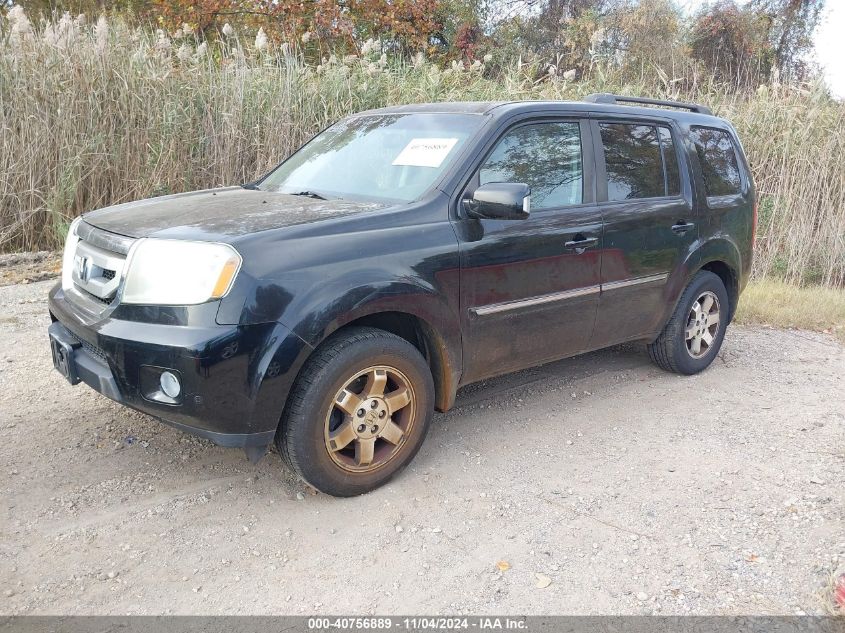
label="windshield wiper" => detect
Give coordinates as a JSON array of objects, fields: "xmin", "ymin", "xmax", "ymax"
[
  {"xmin": 241, "ymin": 182, "xmax": 260, "ymax": 190},
  {"xmin": 290, "ymin": 190, "xmax": 331, "ymax": 201}
]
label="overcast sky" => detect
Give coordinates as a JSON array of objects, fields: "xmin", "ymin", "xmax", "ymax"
[
  {"xmin": 678, "ymin": 0, "xmax": 845, "ymax": 98},
  {"xmin": 813, "ymin": 1, "xmax": 844, "ymax": 98}
]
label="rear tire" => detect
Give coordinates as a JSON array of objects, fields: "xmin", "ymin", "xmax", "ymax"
[
  {"xmin": 647, "ymin": 271, "xmax": 729, "ymax": 375},
  {"xmin": 277, "ymin": 327, "xmax": 434, "ymax": 497}
]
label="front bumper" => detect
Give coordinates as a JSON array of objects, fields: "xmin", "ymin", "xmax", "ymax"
[{"xmin": 48, "ymin": 284, "xmax": 312, "ymax": 448}]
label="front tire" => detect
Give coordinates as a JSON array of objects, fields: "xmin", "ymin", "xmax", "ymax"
[
  {"xmin": 648, "ymin": 271, "xmax": 730, "ymax": 375},
  {"xmin": 277, "ymin": 327, "xmax": 434, "ymax": 497}
]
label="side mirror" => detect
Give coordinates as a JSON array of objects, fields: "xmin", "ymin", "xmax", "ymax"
[{"xmin": 464, "ymin": 183, "xmax": 531, "ymax": 220}]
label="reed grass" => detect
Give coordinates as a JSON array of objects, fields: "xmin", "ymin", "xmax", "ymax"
[{"xmin": 1, "ymin": 10, "xmax": 844, "ymax": 286}]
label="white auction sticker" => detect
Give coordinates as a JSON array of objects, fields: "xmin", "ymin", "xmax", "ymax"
[{"xmin": 392, "ymin": 138, "xmax": 459, "ymax": 168}]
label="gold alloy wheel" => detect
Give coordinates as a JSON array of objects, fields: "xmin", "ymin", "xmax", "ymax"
[
  {"xmin": 685, "ymin": 290, "xmax": 721, "ymax": 358},
  {"xmin": 324, "ymin": 365, "xmax": 416, "ymax": 473}
]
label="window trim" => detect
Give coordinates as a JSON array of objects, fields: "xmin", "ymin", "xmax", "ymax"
[
  {"xmin": 591, "ymin": 118, "xmax": 687, "ymax": 206},
  {"xmin": 658, "ymin": 128, "xmax": 670, "ymax": 197},
  {"xmin": 688, "ymin": 125, "xmax": 746, "ymax": 205},
  {"xmin": 456, "ymin": 116, "xmax": 595, "ymax": 219}
]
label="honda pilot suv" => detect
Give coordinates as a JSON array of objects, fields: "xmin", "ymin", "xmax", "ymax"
[{"xmin": 48, "ymin": 94, "xmax": 756, "ymax": 496}]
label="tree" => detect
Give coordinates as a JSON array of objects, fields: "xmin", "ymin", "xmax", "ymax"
[
  {"xmin": 749, "ymin": 0, "xmax": 824, "ymax": 82},
  {"xmin": 10, "ymin": 0, "xmax": 151, "ymax": 16},
  {"xmin": 147, "ymin": 0, "xmax": 441, "ymax": 53},
  {"xmin": 689, "ymin": 0, "xmax": 824, "ymax": 88},
  {"xmin": 607, "ymin": 0, "xmax": 684, "ymax": 75},
  {"xmin": 490, "ymin": 0, "xmax": 617, "ymax": 74},
  {"xmin": 688, "ymin": 0, "xmax": 774, "ymax": 88}
]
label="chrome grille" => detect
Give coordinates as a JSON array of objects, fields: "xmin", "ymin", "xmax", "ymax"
[
  {"xmin": 63, "ymin": 222, "xmax": 135, "ymax": 315},
  {"xmin": 71, "ymin": 239, "xmax": 124, "ymax": 301},
  {"xmin": 78, "ymin": 287, "xmax": 114, "ymax": 305}
]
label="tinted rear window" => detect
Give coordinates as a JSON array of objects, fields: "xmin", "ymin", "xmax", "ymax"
[
  {"xmin": 690, "ymin": 127, "xmax": 742, "ymax": 196},
  {"xmin": 600, "ymin": 123, "xmax": 664, "ymax": 200}
]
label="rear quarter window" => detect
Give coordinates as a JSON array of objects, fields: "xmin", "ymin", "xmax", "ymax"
[{"xmin": 689, "ymin": 126, "xmax": 742, "ymax": 197}]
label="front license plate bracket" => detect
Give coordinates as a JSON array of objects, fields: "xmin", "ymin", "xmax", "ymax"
[{"xmin": 50, "ymin": 331, "xmax": 81, "ymax": 385}]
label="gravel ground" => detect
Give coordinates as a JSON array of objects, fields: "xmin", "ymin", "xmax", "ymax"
[
  {"xmin": 0, "ymin": 278, "xmax": 843, "ymax": 616},
  {"xmin": 0, "ymin": 252, "xmax": 61, "ymax": 287}
]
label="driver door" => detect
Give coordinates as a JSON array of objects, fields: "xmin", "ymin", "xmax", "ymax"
[{"xmin": 454, "ymin": 119, "xmax": 603, "ymax": 383}]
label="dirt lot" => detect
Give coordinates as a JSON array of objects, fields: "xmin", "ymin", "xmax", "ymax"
[
  {"xmin": 0, "ymin": 278, "xmax": 843, "ymax": 616},
  {"xmin": 0, "ymin": 252, "xmax": 61, "ymax": 287}
]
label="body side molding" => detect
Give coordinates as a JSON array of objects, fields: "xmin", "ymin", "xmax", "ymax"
[{"xmin": 470, "ymin": 273, "xmax": 669, "ymax": 317}]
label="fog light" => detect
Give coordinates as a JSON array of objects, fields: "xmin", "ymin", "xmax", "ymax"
[{"xmin": 159, "ymin": 371, "xmax": 181, "ymax": 399}]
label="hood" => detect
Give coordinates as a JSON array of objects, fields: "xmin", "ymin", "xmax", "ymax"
[{"xmin": 82, "ymin": 187, "xmax": 387, "ymax": 240}]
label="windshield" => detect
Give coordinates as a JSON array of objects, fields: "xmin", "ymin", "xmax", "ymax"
[{"xmin": 259, "ymin": 113, "xmax": 485, "ymax": 203}]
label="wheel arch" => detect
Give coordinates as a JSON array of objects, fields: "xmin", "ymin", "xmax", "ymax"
[
  {"xmin": 280, "ymin": 282, "xmax": 463, "ymax": 414},
  {"xmin": 694, "ymin": 235, "xmax": 744, "ymax": 322},
  {"xmin": 698, "ymin": 260, "xmax": 739, "ymax": 322},
  {"xmin": 654, "ymin": 237, "xmax": 743, "ymax": 341},
  {"xmin": 335, "ymin": 311, "xmax": 457, "ymax": 412}
]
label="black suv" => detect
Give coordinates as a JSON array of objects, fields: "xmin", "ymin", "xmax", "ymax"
[{"xmin": 48, "ymin": 94, "xmax": 756, "ymax": 496}]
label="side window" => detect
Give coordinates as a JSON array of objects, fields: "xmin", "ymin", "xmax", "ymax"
[
  {"xmin": 599, "ymin": 123, "xmax": 664, "ymax": 200},
  {"xmin": 658, "ymin": 126, "xmax": 681, "ymax": 196},
  {"xmin": 690, "ymin": 126, "xmax": 742, "ymax": 196},
  {"xmin": 479, "ymin": 122, "xmax": 583, "ymax": 209}
]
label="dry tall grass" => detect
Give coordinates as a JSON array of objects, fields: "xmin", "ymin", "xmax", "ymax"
[
  {"xmin": 1, "ymin": 10, "xmax": 844, "ymax": 286},
  {"xmin": 735, "ymin": 279, "xmax": 845, "ymax": 342}
]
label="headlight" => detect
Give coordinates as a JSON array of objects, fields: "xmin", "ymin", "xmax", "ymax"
[
  {"xmin": 122, "ymin": 239, "xmax": 242, "ymax": 305},
  {"xmin": 61, "ymin": 217, "xmax": 82, "ymax": 291}
]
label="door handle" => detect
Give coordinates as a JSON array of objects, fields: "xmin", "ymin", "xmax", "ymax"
[
  {"xmin": 671, "ymin": 221, "xmax": 695, "ymax": 235},
  {"xmin": 564, "ymin": 236, "xmax": 599, "ymax": 253}
]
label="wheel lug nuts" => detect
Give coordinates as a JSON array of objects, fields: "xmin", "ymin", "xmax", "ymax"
[
  {"xmin": 372, "ymin": 425, "xmax": 379, "ymax": 432},
  {"xmin": 378, "ymin": 410, "xmax": 386, "ymax": 418},
  {"xmin": 357, "ymin": 424, "xmax": 366, "ymax": 432},
  {"xmin": 371, "ymin": 400, "xmax": 378, "ymax": 409},
  {"xmin": 357, "ymin": 408, "xmax": 365, "ymax": 417}
]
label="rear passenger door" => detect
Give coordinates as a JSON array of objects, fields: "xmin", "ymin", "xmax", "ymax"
[{"xmin": 589, "ymin": 119, "xmax": 697, "ymax": 347}]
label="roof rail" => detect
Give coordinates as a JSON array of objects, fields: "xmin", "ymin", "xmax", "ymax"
[{"xmin": 583, "ymin": 93, "xmax": 713, "ymax": 116}]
